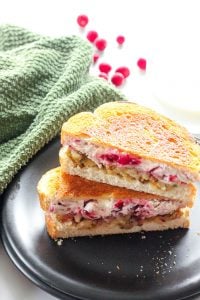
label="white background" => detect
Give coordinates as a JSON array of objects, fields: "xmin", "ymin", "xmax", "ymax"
[{"xmin": 0, "ymin": 1, "xmax": 200, "ymax": 299}]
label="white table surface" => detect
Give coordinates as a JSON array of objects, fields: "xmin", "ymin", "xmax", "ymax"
[{"xmin": 0, "ymin": 1, "xmax": 200, "ymax": 299}]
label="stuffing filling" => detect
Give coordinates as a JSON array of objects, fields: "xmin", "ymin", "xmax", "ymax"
[
  {"xmin": 55, "ymin": 213, "xmax": 180, "ymax": 230},
  {"xmin": 49, "ymin": 197, "xmax": 184, "ymax": 229},
  {"xmin": 62, "ymin": 138, "xmax": 192, "ymax": 185},
  {"xmin": 66, "ymin": 147, "xmax": 179, "ymax": 191},
  {"xmin": 53, "ymin": 209, "xmax": 182, "ymax": 230}
]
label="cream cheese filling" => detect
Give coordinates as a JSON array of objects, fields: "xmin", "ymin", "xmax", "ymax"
[
  {"xmin": 49, "ymin": 197, "xmax": 185, "ymax": 220},
  {"xmin": 63, "ymin": 138, "xmax": 194, "ymax": 184}
]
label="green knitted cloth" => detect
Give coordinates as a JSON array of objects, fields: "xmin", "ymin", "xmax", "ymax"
[{"xmin": 0, "ymin": 25, "xmax": 125, "ymax": 194}]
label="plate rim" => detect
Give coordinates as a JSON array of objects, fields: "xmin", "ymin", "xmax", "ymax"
[{"xmin": 0, "ymin": 202, "xmax": 77, "ymax": 300}]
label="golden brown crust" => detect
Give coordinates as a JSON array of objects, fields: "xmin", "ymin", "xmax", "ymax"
[
  {"xmin": 45, "ymin": 214, "xmax": 58, "ymax": 239},
  {"xmin": 37, "ymin": 168, "xmax": 196, "ymax": 211},
  {"xmin": 60, "ymin": 170, "xmax": 169, "ymax": 200},
  {"xmin": 45, "ymin": 208, "xmax": 190, "ymax": 239},
  {"xmin": 61, "ymin": 102, "xmax": 200, "ymax": 176},
  {"xmin": 37, "ymin": 168, "xmax": 61, "ymax": 211}
]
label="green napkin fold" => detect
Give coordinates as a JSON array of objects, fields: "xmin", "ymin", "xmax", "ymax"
[{"xmin": 0, "ymin": 25, "xmax": 125, "ymax": 193}]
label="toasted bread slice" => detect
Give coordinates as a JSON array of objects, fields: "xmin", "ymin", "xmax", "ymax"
[
  {"xmin": 37, "ymin": 168, "xmax": 195, "ymax": 210},
  {"xmin": 61, "ymin": 101, "xmax": 200, "ymax": 181},
  {"xmin": 59, "ymin": 146, "xmax": 197, "ymax": 201},
  {"xmin": 45, "ymin": 208, "xmax": 190, "ymax": 239},
  {"xmin": 38, "ymin": 168, "xmax": 193, "ymax": 239}
]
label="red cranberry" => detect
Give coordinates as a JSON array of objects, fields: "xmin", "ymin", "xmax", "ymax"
[
  {"xmin": 99, "ymin": 63, "xmax": 112, "ymax": 74},
  {"xmin": 137, "ymin": 58, "xmax": 147, "ymax": 71},
  {"xmin": 98, "ymin": 73, "xmax": 108, "ymax": 80},
  {"xmin": 77, "ymin": 15, "xmax": 89, "ymax": 27},
  {"xmin": 117, "ymin": 154, "xmax": 132, "ymax": 165},
  {"xmin": 93, "ymin": 53, "xmax": 99, "ymax": 64},
  {"xmin": 116, "ymin": 35, "xmax": 125, "ymax": 45},
  {"xmin": 115, "ymin": 200, "xmax": 124, "ymax": 210},
  {"xmin": 100, "ymin": 153, "xmax": 118, "ymax": 162},
  {"xmin": 129, "ymin": 156, "xmax": 141, "ymax": 165},
  {"xmin": 87, "ymin": 30, "xmax": 98, "ymax": 43},
  {"xmin": 95, "ymin": 38, "xmax": 107, "ymax": 51},
  {"xmin": 100, "ymin": 153, "xmax": 141, "ymax": 165},
  {"xmin": 111, "ymin": 72, "xmax": 124, "ymax": 86},
  {"xmin": 169, "ymin": 175, "xmax": 178, "ymax": 182},
  {"xmin": 115, "ymin": 66, "xmax": 130, "ymax": 78},
  {"xmin": 118, "ymin": 154, "xmax": 141, "ymax": 165}
]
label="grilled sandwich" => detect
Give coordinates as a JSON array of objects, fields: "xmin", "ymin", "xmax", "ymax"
[
  {"xmin": 37, "ymin": 168, "xmax": 194, "ymax": 238},
  {"xmin": 60, "ymin": 102, "xmax": 200, "ymax": 200}
]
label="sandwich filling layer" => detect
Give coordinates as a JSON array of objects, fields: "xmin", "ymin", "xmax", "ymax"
[
  {"xmin": 46, "ymin": 208, "xmax": 189, "ymax": 236},
  {"xmin": 62, "ymin": 139, "xmax": 195, "ymax": 186},
  {"xmin": 49, "ymin": 197, "xmax": 186, "ymax": 225}
]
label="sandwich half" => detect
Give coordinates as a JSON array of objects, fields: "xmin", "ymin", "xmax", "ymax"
[
  {"xmin": 60, "ymin": 101, "xmax": 200, "ymax": 200},
  {"xmin": 37, "ymin": 168, "xmax": 194, "ymax": 239}
]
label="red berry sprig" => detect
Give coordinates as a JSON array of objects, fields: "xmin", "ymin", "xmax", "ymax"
[
  {"xmin": 87, "ymin": 30, "xmax": 98, "ymax": 43},
  {"xmin": 116, "ymin": 35, "xmax": 125, "ymax": 45},
  {"xmin": 93, "ymin": 53, "xmax": 99, "ymax": 64},
  {"xmin": 137, "ymin": 58, "xmax": 147, "ymax": 71},
  {"xmin": 95, "ymin": 38, "xmax": 107, "ymax": 51},
  {"xmin": 99, "ymin": 63, "xmax": 112, "ymax": 74},
  {"xmin": 77, "ymin": 15, "xmax": 89, "ymax": 28},
  {"xmin": 76, "ymin": 14, "xmax": 147, "ymax": 88},
  {"xmin": 111, "ymin": 72, "xmax": 124, "ymax": 86},
  {"xmin": 115, "ymin": 66, "xmax": 130, "ymax": 78}
]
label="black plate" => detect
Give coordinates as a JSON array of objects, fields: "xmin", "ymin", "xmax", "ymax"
[{"xmin": 1, "ymin": 138, "xmax": 200, "ymax": 300}]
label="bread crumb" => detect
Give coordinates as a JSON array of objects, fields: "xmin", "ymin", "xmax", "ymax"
[
  {"xmin": 57, "ymin": 239, "xmax": 63, "ymax": 246},
  {"xmin": 168, "ymin": 251, "xmax": 172, "ymax": 255},
  {"xmin": 116, "ymin": 265, "xmax": 120, "ymax": 270},
  {"xmin": 108, "ymin": 271, "xmax": 112, "ymax": 274}
]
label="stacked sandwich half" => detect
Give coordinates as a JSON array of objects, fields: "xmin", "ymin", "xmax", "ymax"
[{"xmin": 38, "ymin": 102, "xmax": 200, "ymax": 239}]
